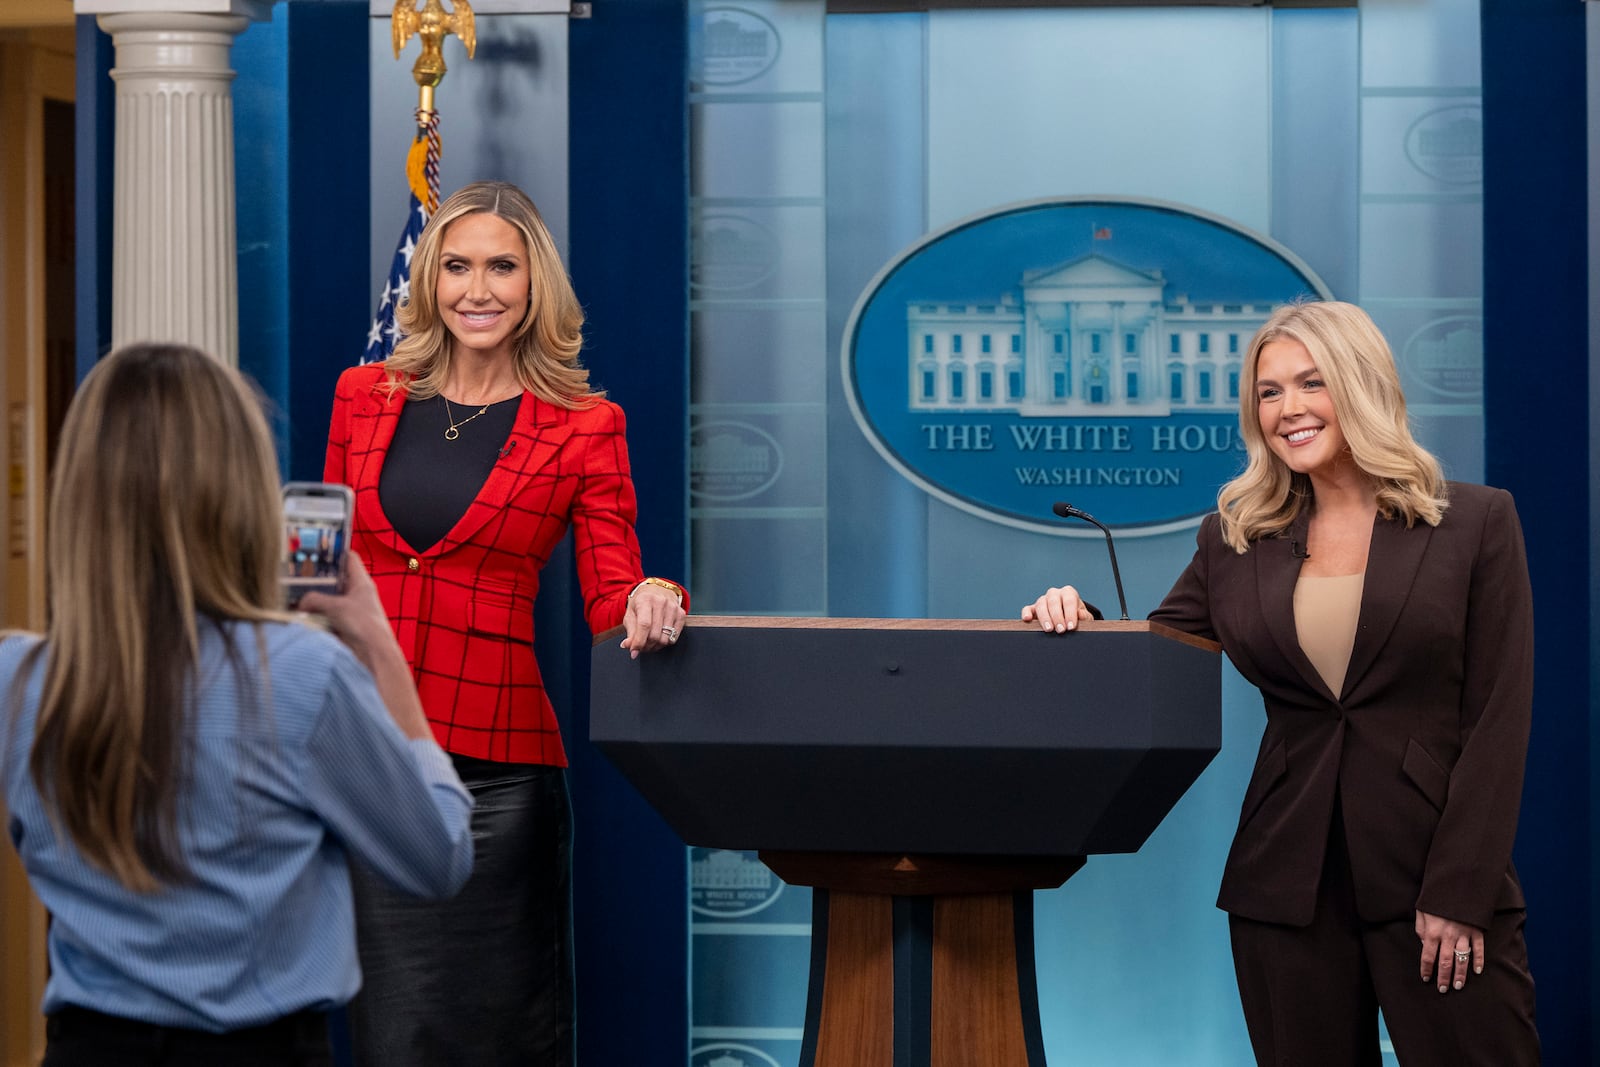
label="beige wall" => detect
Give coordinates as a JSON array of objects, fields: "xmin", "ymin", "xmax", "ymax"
[{"xmin": 0, "ymin": 24, "xmax": 74, "ymax": 1067}]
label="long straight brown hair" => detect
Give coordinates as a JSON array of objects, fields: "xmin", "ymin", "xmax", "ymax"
[{"xmin": 24, "ymin": 343, "xmax": 284, "ymax": 891}]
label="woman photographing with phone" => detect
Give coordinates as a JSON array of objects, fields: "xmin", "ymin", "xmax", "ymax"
[
  {"xmin": 324, "ymin": 179, "xmax": 688, "ymax": 1065},
  {"xmin": 0, "ymin": 343, "xmax": 474, "ymax": 1066}
]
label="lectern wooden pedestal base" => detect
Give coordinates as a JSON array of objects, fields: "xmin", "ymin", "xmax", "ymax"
[{"xmin": 761, "ymin": 852, "xmax": 1086, "ymax": 1067}]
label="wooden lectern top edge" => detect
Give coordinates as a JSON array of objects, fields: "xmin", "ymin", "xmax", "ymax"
[{"xmin": 593, "ymin": 616, "xmax": 1219, "ymax": 653}]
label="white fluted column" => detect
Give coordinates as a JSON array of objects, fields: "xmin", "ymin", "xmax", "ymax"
[{"xmin": 89, "ymin": 9, "xmax": 262, "ymax": 365}]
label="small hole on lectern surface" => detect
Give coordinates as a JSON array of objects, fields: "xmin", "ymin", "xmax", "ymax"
[{"xmin": 885, "ymin": 663, "xmax": 900, "ymax": 673}]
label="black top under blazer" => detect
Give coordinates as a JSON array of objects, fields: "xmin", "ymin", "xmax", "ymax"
[{"xmin": 1149, "ymin": 481, "xmax": 1532, "ymax": 931}]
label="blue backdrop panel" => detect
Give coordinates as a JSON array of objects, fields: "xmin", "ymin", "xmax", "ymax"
[
  {"xmin": 233, "ymin": 10, "xmax": 291, "ymax": 457},
  {"xmin": 823, "ymin": 14, "xmax": 930, "ymax": 619},
  {"xmin": 284, "ymin": 1, "xmax": 370, "ymax": 482},
  {"xmin": 1269, "ymin": 9, "xmax": 1358, "ymax": 303},
  {"xmin": 73, "ymin": 16, "xmax": 113, "ymax": 380},
  {"xmin": 569, "ymin": 2, "xmax": 692, "ymax": 1064},
  {"xmin": 1481, "ymin": 0, "xmax": 1593, "ymax": 1061},
  {"xmin": 233, "ymin": 1, "xmax": 370, "ymax": 480}
]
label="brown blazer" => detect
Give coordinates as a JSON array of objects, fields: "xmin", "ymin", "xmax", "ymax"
[{"xmin": 1150, "ymin": 481, "xmax": 1532, "ymax": 930}]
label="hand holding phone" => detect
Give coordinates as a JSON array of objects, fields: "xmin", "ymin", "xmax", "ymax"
[{"xmin": 282, "ymin": 481, "xmax": 355, "ymax": 609}]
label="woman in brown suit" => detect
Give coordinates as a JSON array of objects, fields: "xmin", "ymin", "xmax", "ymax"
[{"xmin": 1024, "ymin": 301, "xmax": 1538, "ymax": 1066}]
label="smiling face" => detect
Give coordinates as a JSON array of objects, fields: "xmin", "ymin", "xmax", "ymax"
[
  {"xmin": 435, "ymin": 212, "xmax": 534, "ymax": 365},
  {"xmin": 1254, "ymin": 337, "xmax": 1353, "ymax": 483}
]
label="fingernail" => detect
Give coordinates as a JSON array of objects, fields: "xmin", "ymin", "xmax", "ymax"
[
  {"xmin": 1066, "ymin": 621, "xmax": 1076, "ymax": 631},
  {"xmin": 1454, "ymin": 979, "xmax": 1463, "ymax": 989},
  {"xmin": 1055, "ymin": 623, "xmax": 1064, "ymax": 633},
  {"xmin": 1438, "ymin": 984, "xmax": 1448, "ymax": 994},
  {"xmin": 1475, "ymin": 965, "xmax": 1483, "ymax": 974}
]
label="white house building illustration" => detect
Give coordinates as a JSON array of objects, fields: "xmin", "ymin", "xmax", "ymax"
[
  {"xmin": 703, "ymin": 14, "xmax": 771, "ymax": 60},
  {"xmin": 691, "ymin": 849, "xmax": 773, "ymax": 891},
  {"xmin": 905, "ymin": 254, "xmax": 1279, "ymax": 417}
]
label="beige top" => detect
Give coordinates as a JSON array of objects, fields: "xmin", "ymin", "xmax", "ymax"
[{"xmin": 1293, "ymin": 572, "xmax": 1365, "ymax": 697}]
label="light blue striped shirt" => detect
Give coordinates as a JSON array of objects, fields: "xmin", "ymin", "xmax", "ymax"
[{"xmin": 1, "ymin": 620, "xmax": 474, "ymax": 1032}]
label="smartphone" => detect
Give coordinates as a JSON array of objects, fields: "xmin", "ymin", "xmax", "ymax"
[{"xmin": 281, "ymin": 481, "xmax": 355, "ymax": 608}]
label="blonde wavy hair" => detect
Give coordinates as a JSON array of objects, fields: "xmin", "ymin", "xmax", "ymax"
[
  {"xmin": 21, "ymin": 343, "xmax": 284, "ymax": 891},
  {"xmin": 1216, "ymin": 300, "xmax": 1447, "ymax": 553},
  {"xmin": 385, "ymin": 180, "xmax": 598, "ymax": 406}
]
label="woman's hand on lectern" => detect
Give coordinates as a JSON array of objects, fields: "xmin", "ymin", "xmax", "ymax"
[{"xmin": 1022, "ymin": 585, "xmax": 1095, "ymax": 633}]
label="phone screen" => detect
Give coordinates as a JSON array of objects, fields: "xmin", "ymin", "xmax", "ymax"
[{"xmin": 282, "ymin": 483, "xmax": 354, "ymax": 606}]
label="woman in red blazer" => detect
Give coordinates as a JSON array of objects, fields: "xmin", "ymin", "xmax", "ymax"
[
  {"xmin": 324, "ymin": 181, "xmax": 687, "ymax": 1067},
  {"xmin": 1024, "ymin": 301, "xmax": 1538, "ymax": 1066}
]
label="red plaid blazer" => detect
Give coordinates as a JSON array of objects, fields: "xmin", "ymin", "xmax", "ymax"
[{"xmin": 324, "ymin": 362, "xmax": 679, "ymax": 765}]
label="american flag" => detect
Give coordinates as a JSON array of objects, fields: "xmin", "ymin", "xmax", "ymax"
[{"xmin": 364, "ymin": 111, "xmax": 441, "ymax": 364}]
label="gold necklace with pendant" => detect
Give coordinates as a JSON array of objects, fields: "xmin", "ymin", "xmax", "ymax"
[{"xmin": 442, "ymin": 396, "xmax": 490, "ymax": 441}]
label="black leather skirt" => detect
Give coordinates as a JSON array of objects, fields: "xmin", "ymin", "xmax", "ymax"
[{"xmin": 346, "ymin": 757, "xmax": 574, "ymax": 1067}]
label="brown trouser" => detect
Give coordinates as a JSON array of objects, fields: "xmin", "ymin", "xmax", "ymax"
[{"xmin": 1228, "ymin": 806, "xmax": 1539, "ymax": 1067}]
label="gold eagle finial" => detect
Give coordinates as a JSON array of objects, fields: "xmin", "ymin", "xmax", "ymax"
[{"xmin": 391, "ymin": 0, "xmax": 476, "ymax": 112}]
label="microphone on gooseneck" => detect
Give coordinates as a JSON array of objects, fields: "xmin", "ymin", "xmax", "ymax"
[{"xmin": 1052, "ymin": 502, "xmax": 1131, "ymax": 621}]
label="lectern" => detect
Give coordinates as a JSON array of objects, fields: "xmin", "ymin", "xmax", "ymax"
[{"xmin": 591, "ymin": 617, "xmax": 1220, "ymax": 1067}]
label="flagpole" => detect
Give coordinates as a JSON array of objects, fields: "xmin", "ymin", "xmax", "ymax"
[
  {"xmin": 364, "ymin": 0, "xmax": 476, "ymax": 363},
  {"xmin": 392, "ymin": 0, "xmax": 477, "ymax": 213}
]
